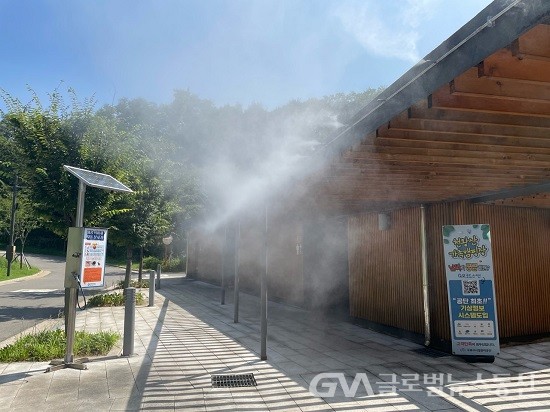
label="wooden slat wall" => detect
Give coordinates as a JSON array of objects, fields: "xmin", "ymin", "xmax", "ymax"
[
  {"xmin": 266, "ymin": 218, "xmax": 304, "ymax": 305},
  {"xmin": 471, "ymin": 205, "xmax": 550, "ymax": 337},
  {"xmin": 187, "ymin": 229, "xmax": 198, "ymax": 276},
  {"xmin": 188, "ymin": 208, "xmax": 304, "ymax": 306},
  {"xmin": 427, "ymin": 201, "xmax": 550, "ymax": 343},
  {"xmin": 238, "ymin": 211, "xmax": 304, "ymax": 305},
  {"xmin": 187, "ymin": 228, "xmax": 223, "ymax": 285},
  {"xmin": 189, "ymin": 201, "xmax": 549, "ymax": 342},
  {"xmin": 425, "ymin": 203, "xmax": 454, "ymax": 344},
  {"xmin": 238, "ymin": 215, "xmax": 264, "ymax": 295},
  {"xmin": 348, "ymin": 208, "xmax": 424, "ymax": 333}
]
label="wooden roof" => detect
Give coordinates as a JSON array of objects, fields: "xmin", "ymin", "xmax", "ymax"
[{"xmin": 310, "ymin": 1, "xmax": 550, "ymax": 214}]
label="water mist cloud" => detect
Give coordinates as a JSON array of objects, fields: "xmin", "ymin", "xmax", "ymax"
[
  {"xmin": 201, "ymin": 106, "xmax": 344, "ymax": 232},
  {"xmin": 334, "ymin": 0, "xmax": 441, "ymax": 63}
]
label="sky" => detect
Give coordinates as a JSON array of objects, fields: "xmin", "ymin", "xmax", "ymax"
[{"xmin": 0, "ymin": 0, "xmax": 493, "ymax": 111}]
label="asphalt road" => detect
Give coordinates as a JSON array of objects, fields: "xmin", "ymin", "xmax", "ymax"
[{"xmin": 0, "ymin": 254, "xmax": 127, "ymax": 343}]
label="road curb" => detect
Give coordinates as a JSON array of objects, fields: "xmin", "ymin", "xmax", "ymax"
[{"xmin": 0, "ymin": 269, "xmax": 51, "ymax": 285}]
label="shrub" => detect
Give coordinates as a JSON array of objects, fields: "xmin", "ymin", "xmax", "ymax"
[
  {"xmin": 115, "ymin": 279, "xmax": 149, "ymax": 289},
  {"xmin": 88, "ymin": 291, "xmax": 145, "ymax": 307},
  {"xmin": 142, "ymin": 255, "xmax": 186, "ymax": 272},
  {"xmin": 142, "ymin": 256, "xmax": 162, "ymax": 270},
  {"xmin": 0, "ymin": 329, "xmax": 120, "ymax": 362},
  {"xmin": 161, "ymin": 257, "xmax": 186, "ymax": 272},
  {"xmin": 74, "ymin": 330, "xmax": 120, "ymax": 356}
]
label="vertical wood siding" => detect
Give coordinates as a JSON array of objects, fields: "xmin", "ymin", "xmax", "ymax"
[
  {"xmin": 190, "ymin": 208, "xmax": 304, "ymax": 306},
  {"xmin": 189, "ymin": 228, "xmax": 224, "ymax": 285},
  {"xmin": 239, "ymin": 211, "xmax": 304, "ymax": 305},
  {"xmin": 428, "ymin": 202, "xmax": 550, "ymax": 342},
  {"xmin": 425, "ymin": 203, "xmax": 454, "ymax": 343},
  {"xmin": 189, "ymin": 201, "xmax": 549, "ymax": 342},
  {"xmin": 237, "ymin": 216, "xmax": 263, "ymax": 294},
  {"xmin": 267, "ymin": 218, "xmax": 304, "ymax": 305},
  {"xmin": 348, "ymin": 208, "xmax": 424, "ymax": 334}
]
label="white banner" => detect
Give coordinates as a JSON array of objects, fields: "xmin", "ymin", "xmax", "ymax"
[
  {"xmin": 442, "ymin": 224, "xmax": 499, "ymax": 357},
  {"xmin": 79, "ymin": 228, "xmax": 108, "ymax": 288}
]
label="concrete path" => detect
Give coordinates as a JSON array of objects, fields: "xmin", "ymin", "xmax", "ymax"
[{"xmin": 1, "ymin": 276, "xmax": 549, "ymax": 411}]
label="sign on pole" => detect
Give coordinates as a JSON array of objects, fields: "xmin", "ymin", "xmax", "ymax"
[
  {"xmin": 80, "ymin": 228, "xmax": 108, "ymax": 288},
  {"xmin": 442, "ymin": 224, "xmax": 500, "ymax": 357},
  {"xmin": 47, "ymin": 166, "xmax": 131, "ymax": 373}
]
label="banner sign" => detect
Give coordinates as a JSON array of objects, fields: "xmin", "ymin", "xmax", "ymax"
[
  {"xmin": 442, "ymin": 224, "xmax": 500, "ymax": 357},
  {"xmin": 79, "ymin": 228, "xmax": 108, "ymax": 288}
]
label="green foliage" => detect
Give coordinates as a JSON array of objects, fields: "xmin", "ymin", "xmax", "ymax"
[
  {"xmin": 0, "ymin": 257, "xmax": 40, "ymax": 279},
  {"xmin": 1, "ymin": 83, "xmax": 383, "ymax": 260},
  {"xmin": 142, "ymin": 255, "xmax": 184, "ymax": 272},
  {"xmin": 115, "ymin": 279, "xmax": 149, "ymax": 289},
  {"xmin": 87, "ymin": 291, "xmax": 145, "ymax": 307},
  {"xmin": 142, "ymin": 255, "xmax": 162, "ymax": 270},
  {"xmin": 0, "ymin": 88, "xmax": 107, "ymax": 236},
  {"xmin": 73, "ymin": 330, "xmax": 120, "ymax": 356},
  {"xmin": 162, "ymin": 257, "xmax": 185, "ymax": 272},
  {"xmin": 0, "ymin": 329, "xmax": 119, "ymax": 362}
]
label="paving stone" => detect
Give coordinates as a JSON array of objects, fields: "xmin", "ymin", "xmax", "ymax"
[{"xmin": 3, "ymin": 278, "xmax": 550, "ymax": 412}]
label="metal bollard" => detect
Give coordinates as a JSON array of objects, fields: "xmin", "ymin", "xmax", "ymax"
[
  {"xmin": 122, "ymin": 287, "xmax": 135, "ymax": 356},
  {"xmin": 156, "ymin": 264, "xmax": 161, "ymax": 290},
  {"xmin": 149, "ymin": 270, "xmax": 155, "ymax": 307}
]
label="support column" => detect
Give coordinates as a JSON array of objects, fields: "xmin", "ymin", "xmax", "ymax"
[
  {"xmin": 185, "ymin": 230, "xmax": 189, "ymax": 275},
  {"xmin": 6, "ymin": 175, "xmax": 18, "ymax": 277},
  {"xmin": 64, "ymin": 287, "xmax": 77, "ymax": 363},
  {"xmin": 260, "ymin": 206, "xmax": 268, "ymax": 360},
  {"xmin": 221, "ymin": 225, "xmax": 227, "ymax": 305},
  {"xmin": 234, "ymin": 221, "xmax": 240, "ymax": 323},
  {"xmin": 122, "ymin": 287, "xmax": 136, "ymax": 356},
  {"xmin": 421, "ymin": 204, "xmax": 431, "ymax": 347},
  {"xmin": 65, "ymin": 181, "xmax": 85, "ymax": 364}
]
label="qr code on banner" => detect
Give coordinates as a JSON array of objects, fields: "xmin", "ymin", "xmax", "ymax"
[{"xmin": 462, "ymin": 280, "xmax": 480, "ymax": 295}]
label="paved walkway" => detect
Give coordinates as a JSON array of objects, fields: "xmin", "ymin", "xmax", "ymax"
[{"xmin": 1, "ymin": 277, "xmax": 549, "ymax": 411}]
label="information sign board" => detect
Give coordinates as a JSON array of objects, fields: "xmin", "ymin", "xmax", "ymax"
[
  {"xmin": 442, "ymin": 224, "xmax": 500, "ymax": 357},
  {"xmin": 79, "ymin": 228, "xmax": 108, "ymax": 288}
]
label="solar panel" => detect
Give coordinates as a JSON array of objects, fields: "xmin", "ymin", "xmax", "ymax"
[{"xmin": 63, "ymin": 165, "xmax": 133, "ymax": 193}]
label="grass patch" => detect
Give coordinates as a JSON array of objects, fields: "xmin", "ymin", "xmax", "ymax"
[
  {"xmin": 0, "ymin": 329, "xmax": 120, "ymax": 362},
  {"xmin": 0, "ymin": 257, "xmax": 40, "ymax": 281},
  {"xmin": 115, "ymin": 279, "xmax": 149, "ymax": 289},
  {"xmin": 105, "ymin": 257, "xmax": 140, "ymax": 270},
  {"xmin": 88, "ymin": 291, "xmax": 145, "ymax": 307}
]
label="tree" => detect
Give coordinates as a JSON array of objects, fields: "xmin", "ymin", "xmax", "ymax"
[
  {"xmin": 0, "ymin": 89, "xmax": 140, "ymax": 239},
  {"xmin": 96, "ymin": 97, "xmax": 205, "ymax": 278},
  {"xmin": 99, "ymin": 160, "xmax": 174, "ymax": 288},
  {"xmin": 0, "ymin": 90, "xmax": 94, "ymax": 236},
  {"xmin": 13, "ymin": 197, "xmax": 42, "ymax": 268},
  {"xmin": 1, "ymin": 83, "xmax": 384, "ymax": 267}
]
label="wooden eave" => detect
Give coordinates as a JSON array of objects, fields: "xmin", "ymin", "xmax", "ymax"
[{"xmin": 310, "ymin": 1, "xmax": 550, "ymax": 214}]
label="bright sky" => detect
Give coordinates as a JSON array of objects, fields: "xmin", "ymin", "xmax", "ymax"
[{"xmin": 0, "ymin": 0, "xmax": 492, "ymax": 110}]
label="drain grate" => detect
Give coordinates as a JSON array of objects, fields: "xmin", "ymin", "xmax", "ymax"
[
  {"xmin": 412, "ymin": 347, "xmax": 449, "ymax": 358},
  {"xmin": 211, "ymin": 373, "xmax": 257, "ymax": 388}
]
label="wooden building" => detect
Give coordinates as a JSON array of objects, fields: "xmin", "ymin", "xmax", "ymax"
[{"xmin": 188, "ymin": 0, "xmax": 550, "ymax": 351}]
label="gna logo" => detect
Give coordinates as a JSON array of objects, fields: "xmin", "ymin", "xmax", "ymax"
[{"xmin": 309, "ymin": 373, "xmax": 375, "ymax": 397}]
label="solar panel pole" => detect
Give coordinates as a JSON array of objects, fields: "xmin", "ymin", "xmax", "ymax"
[
  {"xmin": 65, "ymin": 181, "xmax": 86, "ymax": 363},
  {"xmin": 76, "ymin": 180, "xmax": 86, "ymax": 227},
  {"xmin": 48, "ymin": 166, "xmax": 133, "ymax": 372},
  {"xmin": 49, "ymin": 181, "xmax": 88, "ymax": 372}
]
